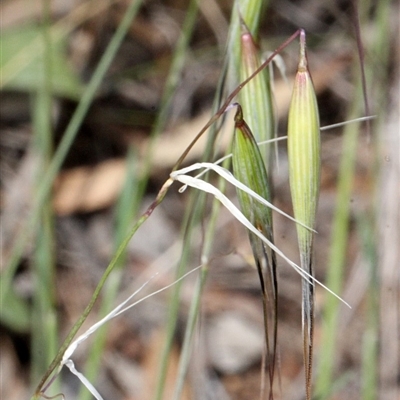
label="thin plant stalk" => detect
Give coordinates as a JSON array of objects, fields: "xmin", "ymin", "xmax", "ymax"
[
  {"xmin": 314, "ymin": 5, "xmax": 377, "ymax": 395},
  {"xmin": 153, "ymin": 187, "xmax": 208, "ymax": 400},
  {"xmin": 358, "ymin": 217, "xmax": 379, "ymax": 400},
  {"xmin": 171, "ymin": 144, "xmax": 232, "ymax": 400},
  {"xmin": 1, "ymin": 0, "xmax": 144, "ymax": 319},
  {"xmin": 314, "ymin": 94, "xmax": 363, "ymax": 400},
  {"xmin": 0, "ymin": 0, "xmax": 112, "ymax": 90},
  {"xmin": 30, "ymin": 0, "xmax": 58, "ymax": 389},
  {"xmin": 77, "ymin": 0, "xmax": 199, "ymax": 396},
  {"xmin": 31, "ymin": 177, "xmax": 173, "ymax": 400},
  {"xmin": 367, "ymin": 0, "xmax": 393, "ymax": 397},
  {"xmin": 224, "ymin": 0, "xmax": 267, "ymax": 90},
  {"xmin": 357, "ymin": 2, "xmax": 382, "ymax": 398},
  {"xmin": 31, "ymin": 21, "xmax": 302, "ymax": 400},
  {"xmin": 77, "ymin": 150, "xmax": 139, "ymax": 400},
  {"xmin": 153, "ymin": 2, "xmax": 269, "ymax": 395},
  {"xmin": 170, "ymin": 256, "xmax": 210, "ymax": 400}
]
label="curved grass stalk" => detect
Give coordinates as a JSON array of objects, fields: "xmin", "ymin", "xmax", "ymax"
[
  {"xmin": 76, "ymin": 151, "xmax": 139, "ymax": 400},
  {"xmin": 77, "ymin": 1, "xmax": 200, "ymax": 398},
  {"xmin": 170, "ymin": 142, "xmax": 233, "ymax": 400},
  {"xmin": 45, "ymin": 265, "xmax": 202, "ymax": 400},
  {"xmin": 31, "ymin": 176, "xmax": 173, "ymax": 400},
  {"xmin": 188, "ymin": 115, "xmax": 375, "ymax": 183},
  {"xmin": 29, "ymin": 33, "xmax": 363, "ymax": 397},
  {"xmin": 29, "ymin": 20, "xmax": 301, "ymax": 400}
]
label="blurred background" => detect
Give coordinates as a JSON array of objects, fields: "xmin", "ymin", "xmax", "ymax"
[{"xmin": 1, "ymin": 0, "xmax": 399, "ymax": 399}]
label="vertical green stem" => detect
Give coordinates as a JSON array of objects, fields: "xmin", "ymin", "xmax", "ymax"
[
  {"xmin": 154, "ymin": 188, "xmax": 207, "ymax": 400},
  {"xmin": 1, "ymin": 0, "xmax": 144, "ymax": 310},
  {"xmin": 77, "ymin": 150, "xmax": 139, "ymax": 400},
  {"xmin": 315, "ymin": 92, "xmax": 362, "ymax": 398},
  {"xmin": 171, "ymin": 161, "xmax": 229, "ymax": 400},
  {"xmin": 30, "ymin": 0, "xmax": 58, "ymax": 390},
  {"xmin": 358, "ymin": 217, "xmax": 379, "ymax": 400}
]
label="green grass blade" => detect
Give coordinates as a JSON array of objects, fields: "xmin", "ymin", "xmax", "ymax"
[
  {"xmin": 77, "ymin": 149, "xmax": 140, "ymax": 400},
  {"xmin": 357, "ymin": 216, "xmax": 379, "ymax": 400},
  {"xmin": 170, "ymin": 260, "xmax": 209, "ymax": 400},
  {"xmin": 314, "ymin": 101, "xmax": 362, "ymax": 400},
  {"xmin": 154, "ymin": 191, "xmax": 206, "ymax": 400},
  {"xmin": 128, "ymin": 2, "xmax": 203, "ymax": 399},
  {"xmin": 1, "ymin": 0, "xmax": 143, "ymax": 317},
  {"xmin": 31, "ymin": 175, "xmax": 173, "ymax": 399},
  {"xmin": 225, "ymin": 0, "xmax": 268, "ymax": 88},
  {"xmin": 30, "ymin": 4, "xmax": 59, "ymax": 389},
  {"xmin": 79, "ymin": 0, "xmax": 202, "ymax": 391},
  {"xmin": 162, "ymin": 3, "xmax": 270, "ymax": 398}
]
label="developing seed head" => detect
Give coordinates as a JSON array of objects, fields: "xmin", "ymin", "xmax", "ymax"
[
  {"xmin": 287, "ymin": 30, "xmax": 321, "ymax": 400},
  {"xmin": 287, "ymin": 29, "xmax": 321, "ymax": 251},
  {"xmin": 232, "ymin": 102, "xmax": 278, "ymax": 395},
  {"xmin": 239, "ymin": 23, "xmax": 275, "ymax": 167},
  {"xmin": 232, "ymin": 103, "xmax": 272, "ymax": 230}
]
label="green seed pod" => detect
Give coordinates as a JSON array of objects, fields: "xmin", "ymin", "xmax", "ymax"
[
  {"xmin": 232, "ymin": 103, "xmax": 277, "ymax": 393},
  {"xmin": 232, "ymin": 103, "xmax": 273, "ymax": 232},
  {"xmin": 288, "ymin": 31, "xmax": 321, "ymax": 248},
  {"xmin": 287, "ymin": 29, "xmax": 320, "ymax": 400},
  {"xmin": 239, "ymin": 22, "xmax": 275, "ymax": 168}
]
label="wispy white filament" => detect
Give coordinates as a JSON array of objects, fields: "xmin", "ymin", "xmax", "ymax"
[
  {"xmin": 61, "ymin": 275, "xmax": 157, "ymax": 365},
  {"xmin": 65, "ymin": 360, "xmax": 104, "ymax": 400},
  {"xmin": 56, "ymin": 265, "xmax": 203, "ymax": 399},
  {"xmin": 171, "ymin": 167, "xmax": 350, "ymax": 307},
  {"xmin": 172, "ymin": 162, "xmax": 314, "ymax": 231}
]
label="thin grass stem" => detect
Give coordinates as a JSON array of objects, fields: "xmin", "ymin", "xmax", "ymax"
[
  {"xmin": 30, "ymin": 1, "xmax": 59, "ymax": 390},
  {"xmin": 315, "ymin": 90, "xmax": 363, "ymax": 399},
  {"xmin": 1, "ymin": 0, "xmax": 144, "ymax": 319}
]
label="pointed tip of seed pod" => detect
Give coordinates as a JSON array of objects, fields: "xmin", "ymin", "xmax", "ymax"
[
  {"xmin": 239, "ymin": 13, "xmax": 248, "ymax": 32},
  {"xmin": 234, "ymin": 103, "xmax": 243, "ymax": 123},
  {"xmin": 226, "ymin": 102, "xmax": 245, "ymax": 126},
  {"xmin": 300, "ymin": 29, "xmax": 306, "ymax": 43},
  {"xmin": 226, "ymin": 102, "xmax": 239, "ymax": 114},
  {"xmin": 240, "ymin": 21, "xmax": 260, "ymax": 75},
  {"xmin": 240, "ymin": 17, "xmax": 254, "ymax": 43},
  {"xmin": 241, "ymin": 27, "xmax": 255, "ymax": 47},
  {"xmin": 233, "ymin": 104, "xmax": 254, "ymax": 140},
  {"xmin": 298, "ymin": 29, "xmax": 307, "ymax": 71}
]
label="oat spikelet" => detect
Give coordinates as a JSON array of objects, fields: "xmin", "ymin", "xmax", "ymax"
[
  {"xmin": 287, "ymin": 29, "xmax": 321, "ymax": 400},
  {"xmin": 232, "ymin": 103, "xmax": 278, "ymax": 398},
  {"xmin": 239, "ymin": 21, "xmax": 275, "ymax": 168}
]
